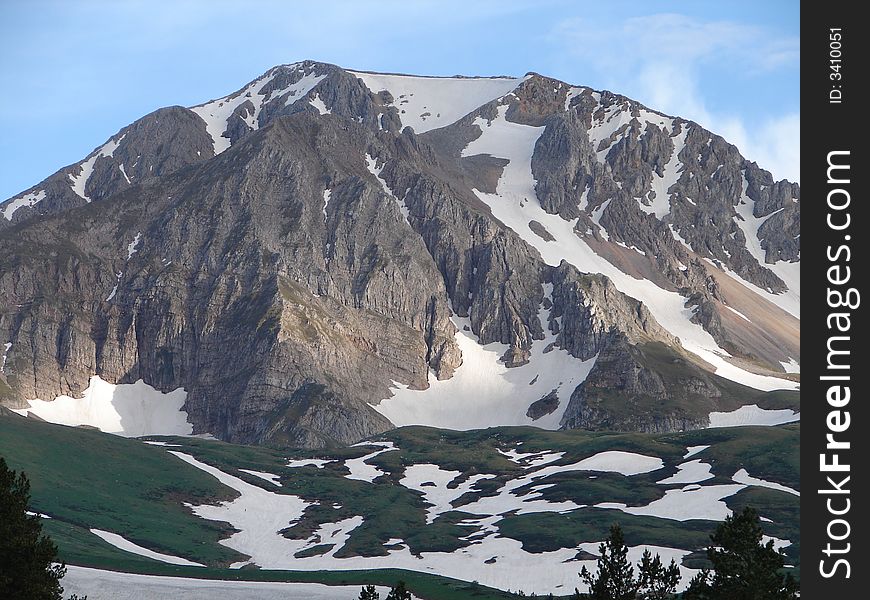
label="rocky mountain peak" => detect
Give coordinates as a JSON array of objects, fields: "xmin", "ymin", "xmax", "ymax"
[{"xmin": 0, "ymin": 61, "xmax": 798, "ymax": 447}]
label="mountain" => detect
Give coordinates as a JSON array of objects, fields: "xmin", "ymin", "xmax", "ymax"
[{"xmin": 0, "ymin": 61, "xmax": 799, "ymax": 448}]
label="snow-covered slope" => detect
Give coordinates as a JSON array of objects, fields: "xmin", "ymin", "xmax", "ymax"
[
  {"xmin": 350, "ymin": 71, "xmax": 521, "ymax": 133},
  {"xmin": 12, "ymin": 376, "xmax": 193, "ymax": 437}
]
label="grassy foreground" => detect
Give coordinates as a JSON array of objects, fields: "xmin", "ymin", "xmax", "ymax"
[{"xmin": 0, "ymin": 410, "xmax": 799, "ymax": 598}]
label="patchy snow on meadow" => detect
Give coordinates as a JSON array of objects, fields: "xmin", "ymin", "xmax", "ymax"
[
  {"xmin": 343, "ymin": 442, "xmax": 398, "ymax": 482},
  {"xmin": 732, "ymin": 468, "xmax": 799, "ymax": 496},
  {"xmin": 239, "ymin": 469, "xmax": 283, "ymax": 487},
  {"xmin": 656, "ymin": 460, "xmax": 714, "ymax": 485},
  {"xmin": 598, "ymin": 483, "xmax": 746, "ymax": 521},
  {"xmin": 12, "ymin": 376, "xmax": 192, "ymax": 437},
  {"xmin": 683, "ymin": 445, "xmax": 710, "ymax": 459},
  {"xmin": 573, "ymin": 451, "xmax": 664, "ymax": 475},
  {"xmin": 400, "ymin": 464, "xmax": 494, "ymax": 524},
  {"xmin": 90, "ymin": 529, "xmax": 204, "ymax": 567},
  {"xmin": 286, "ymin": 458, "xmax": 334, "ymax": 469},
  {"xmin": 497, "ymin": 448, "xmax": 565, "ymax": 469},
  {"xmin": 172, "ymin": 445, "xmax": 694, "ymax": 594}
]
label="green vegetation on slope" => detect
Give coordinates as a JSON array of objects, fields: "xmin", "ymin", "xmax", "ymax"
[
  {"xmin": 0, "ymin": 411, "xmax": 800, "ymax": 597},
  {"xmin": 0, "ymin": 413, "xmax": 245, "ymax": 567}
]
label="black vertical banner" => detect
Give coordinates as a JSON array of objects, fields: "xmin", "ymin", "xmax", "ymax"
[{"xmin": 802, "ymin": 3, "xmax": 866, "ymax": 598}]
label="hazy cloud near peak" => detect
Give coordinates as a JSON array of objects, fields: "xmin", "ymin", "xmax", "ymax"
[{"xmin": 550, "ymin": 13, "xmax": 800, "ymax": 182}]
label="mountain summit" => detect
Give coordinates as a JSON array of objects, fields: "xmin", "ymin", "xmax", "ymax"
[{"xmin": 0, "ymin": 61, "xmax": 799, "ymax": 447}]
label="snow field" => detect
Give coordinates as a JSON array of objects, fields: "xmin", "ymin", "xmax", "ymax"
[
  {"xmin": 191, "ymin": 67, "xmax": 325, "ymax": 155},
  {"xmin": 597, "ymin": 484, "xmax": 746, "ymax": 521},
  {"xmin": 60, "ymin": 566, "xmax": 391, "ymax": 600},
  {"xmin": 164, "ymin": 448, "xmax": 696, "ymax": 594},
  {"xmin": 351, "ymin": 71, "xmax": 521, "ymax": 133},
  {"xmin": 707, "ymin": 404, "xmax": 799, "ymax": 428},
  {"xmin": 457, "ymin": 102, "xmax": 795, "ymax": 394},
  {"xmin": 375, "ymin": 310, "xmax": 596, "ymax": 429},
  {"xmin": 12, "ymin": 376, "xmax": 193, "ymax": 437}
]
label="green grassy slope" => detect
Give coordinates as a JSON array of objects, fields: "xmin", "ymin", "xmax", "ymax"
[{"xmin": 0, "ymin": 411, "xmax": 800, "ymax": 598}]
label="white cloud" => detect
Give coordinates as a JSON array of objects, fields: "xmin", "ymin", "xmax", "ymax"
[{"xmin": 550, "ymin": 13, "xmax": 800, "ymax": 182}]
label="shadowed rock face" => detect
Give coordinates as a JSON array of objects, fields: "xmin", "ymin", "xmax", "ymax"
[{"xmin": 0, "ymin": 62, "xmax": 799, "ymax": 446}]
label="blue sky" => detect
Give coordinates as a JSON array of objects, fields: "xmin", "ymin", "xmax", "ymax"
[{"xmin": 0, "ymin": 0, "xmax": 799, "ymax": 201}]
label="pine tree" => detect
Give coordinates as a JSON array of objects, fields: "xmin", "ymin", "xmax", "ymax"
[
  {"xmin": 0, "ymin": 456, "xmax": 67, "ymax": 600},
  {"xmin": 386, "ymin": 580, "xmax": 412, "ymax": 600},
  {"xmin": 358, "ymin": 584, "xmax": 380, "ymax": 600},
  {"xmin": 580, "ymin": 524, "xmax": 638, "ymax": 600},
  {"xmin": 683, "ymin": 507, "xmax": 798, "ymax": 599},
  {"xmin": 579, "ymin": 524, "xmax": 680, "ymax": 600},
  {"xmin": 636, "ymin": 549, "xmax": 680, "ymax": 600}
]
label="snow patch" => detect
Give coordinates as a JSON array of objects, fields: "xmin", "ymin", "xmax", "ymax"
[
  {"xmin": 1, "ymin": 342, "xmax": 10, "ymax": 373},
  {"xmin": 12, "ymin": 376, "xmax": 193, "ymax": 437},
  {"xmin": 400, "ymin": 464, "xmax": 494, "ymax": 523},
  {"xmin": 90, "ymin": 529, "xmax": 204, "ymax": 567},
  {"xmin": 351, "ymin": 71, "xmax": 520, "ymax": 133},
  {"xmin": 732, "ymin": 468, "xmax": 799, "ymax": 496},
  {"xmin": 69, "ymin": 134, "xmax": 125, "ymax": 202},
  {"xmin": 365, "ymin": 153, "xmax": 409, "ymax": 224},
  {"xmin": 732, "ymin": 178, "xmax": 800, "ymax": 318},
  {"xmin": 322, "ymin": 189, "xmax": 331, "ymax": 219},
  {"xmin": 127, "ymin": 232, "xmax": 142, "ymax": 259},
  {"xmin": 375, "ymin": 309, "xmax": 596, "ymax": 430},
  {"xmin": 61, "ymin": 565, "xmax": 390, "ymax": 600},
  {"xmin": 724, "ymin": 305, "xmax": 751, "ymax": 322},
  {"xmin": 239, "ymin": 469, "xmax": 282, "ymax": 487},
  {"xmin": 191, "ymin": 70, "xmax": 291, "ymax": 154},
  {"xmin": 683, "ymin": 445, "xmax": 709, "ymax": 459},
  {"xmin": 286, "ymin": 458, "xmax": 334, "ymax": 469},
  {"xmin": 656, "ymin": 460, "xmax": 714, "ymax": 485},
  {"xmin": 598, "ymin": 483, "xmax": 745, "ymax": 521},
  {"xmin": 343, "ymin": 442, "xmax": 397, "ymax": 483},
  {"xmin": 2, "ymin": 190, "xmax": 46, "ymax": 220},
  {"xmin": 780, "ymin": 358, "xmax": 800, "ymax": 374},
  {"xmin": 497, "ymin": 448, "xmax": 565, "ymax": 469},
  {"xmin": 708, "ymin": 404, "xmax": 800, "ymax": 428},
  {"xmin": 573, "ymin": 451, "xmax": 664, "ymax": 475},
  {"xmin": 309, "ymin": 93, "xmax": 330, "ymax": 115},
  {"xmin": 641, "ymin": 128, "xmax": 687, "ymax": 219}
]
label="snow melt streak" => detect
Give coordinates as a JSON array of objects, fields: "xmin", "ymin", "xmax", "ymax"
[{"xmin": 458, "ymin": 103, "xmax": 796, "ymax": 394}]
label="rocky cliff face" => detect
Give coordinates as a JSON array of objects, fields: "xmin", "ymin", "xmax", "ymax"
[{"xmin": 0, "ymin": 61, "xmax": 799, "ymax": 447}]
